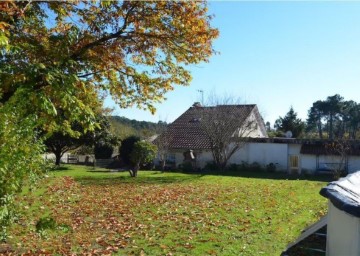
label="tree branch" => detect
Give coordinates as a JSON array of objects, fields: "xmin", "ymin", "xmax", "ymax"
[{"xmin": 70, "ymin": 5, "xmax": 136, "ymax": 60}]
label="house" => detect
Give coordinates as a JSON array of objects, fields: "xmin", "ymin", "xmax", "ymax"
[
  {"xmin": 156, "ymin": 103, "xmax": 360, "ymax": 173},
  {"xmin": 155, "ymin": 102, "xmax": 268, "ymax": 169}
]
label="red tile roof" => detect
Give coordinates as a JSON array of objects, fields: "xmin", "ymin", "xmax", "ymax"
[{"xmin": 159, "ymin": 104, "xmax": 263, "ymax": 150}]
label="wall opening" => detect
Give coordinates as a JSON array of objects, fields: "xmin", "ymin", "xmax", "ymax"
[{"xmin": 289, "ymin": 155, "xmax": 300, "ymax": 174}]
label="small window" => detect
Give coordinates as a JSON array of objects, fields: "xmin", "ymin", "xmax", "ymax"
[
  {"xmin": 289, "ymin": 155, "xmax": 299, "ymax": 169},
  {"xmin": 167, "ymin": 153, "xmax": 176, "ymax": 163},
  {"xmin": 189, "ymin": 117, "xmax": 201, "ymax": 123}
]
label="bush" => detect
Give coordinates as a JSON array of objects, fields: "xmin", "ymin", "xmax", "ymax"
[
  {"xmin": 266, "ymin": 163, "xmax": 277, "ymax": 173},
  {"xmin": 36, "ymin": 216, "xmax": 57, "ymax": 232},
  {"xmin": 226, "ymin": 163, "xmax": 241, "ymax": 172},
  {"xmin": 0, "ymin": 110, "xmax": 48, "ymax": 240},
  {"xmin": 94, "ymin": 143, "xmax": 113, "ymax": 159},
  {"xmin": 203, "ymin": 161, "xmax": 218, "ymax": 172},
  {"xmin": 179, "ymin": 162, "xmax": 194, "ymax": 172},
  {"xmin": 239, "ymin": 161, "xmax": 250, "ymax": 171},
  {"xmin": 119, "ymin": 136, "xmax": 140, "ymax": 165},
  {"xmin": 129, "ymin": 140, "xmax": 157, "ymax": 177},
  {"xmin": 249, "ymin": 162, "xmax": 264, "ymax": 172}
]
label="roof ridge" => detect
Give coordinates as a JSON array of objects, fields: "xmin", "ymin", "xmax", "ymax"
[{"xmin": 191, "ymin": 104, "xmax": 256, "ymax": 109}]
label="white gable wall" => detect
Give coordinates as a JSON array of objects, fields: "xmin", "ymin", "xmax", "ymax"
[{"xmin": 237, "ymin": 111, "xmax": 267, "ymax": 138}]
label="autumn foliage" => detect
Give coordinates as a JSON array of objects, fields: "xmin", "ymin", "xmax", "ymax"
[
  {"xmin": 0, "ymin": 0, "xmax": 218, "ymax": 237},
  {"xmin": 5, "ymin": 167, "xmax": 327, "ymax": 255},
  {"xmin": 1, "ymin": 0, "xmax": 219, "ymax": 132}
]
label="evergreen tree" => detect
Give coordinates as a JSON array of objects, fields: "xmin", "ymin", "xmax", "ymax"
[{"xmin": 274, "ymin": 107, "xmax": 305, "ymax": 138}]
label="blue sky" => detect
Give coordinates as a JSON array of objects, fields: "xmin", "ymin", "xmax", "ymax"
[{"xmin": 105, "ymin": 1, "xmax": 360, "ymax": 127}]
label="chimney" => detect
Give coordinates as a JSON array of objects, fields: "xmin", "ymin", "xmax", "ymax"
[{"xmin": 192, "ymin": 102, "xmax": 202, "ymax": 108}]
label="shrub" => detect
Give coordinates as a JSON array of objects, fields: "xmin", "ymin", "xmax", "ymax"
[
  {"xmin": 249, "ymin": 162, "xmax": 264, "ymax": 172},
  {"xmin": 36, "ymin": 216, "xmax": 57, "ymax": 232},
  {"xmin": 266, "ymin": 163, "xmax": 277, "ymax": 173},
  {"xmin": 119, "ymin": 136, "xmax": 140, "ymax": 165},
  {"xmin": 239, "ymin": 161, "xmax": 250, "ymax": 171},
  {"xmin": 226, "ymin": 163, "xmax": 241, "ymax": 172},
  {"xmin": 129, "ymin": 140, "xmax": 157, "ymax": 177},
  {"xmin": 0, "ymin": 110, "xmax": 48, "ymax": 240},
  {"xmin": 179, "ymin": 162, "xmax": 194, "ymax": 172},
  {"xmin": 203, "ymin": 161, "xmax": 218, "ymax": 172},
  {"xmin": 94, "ymin": 143, "xmax": 113, "ymax": 159}
]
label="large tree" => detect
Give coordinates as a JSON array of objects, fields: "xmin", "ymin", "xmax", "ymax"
[
  {"xmin": 1, "ymin": 1, "xmax": 219, "ymax": 133},
  {"xmin": 44, "ymin": 116, "xmax": 117, "ymax": 165},
  {"xmin": 323, "ymin": 94, "xmax": 344, "ymax": 139},
  {"xmin": 307, "ymin": 100, "xmax": 326, "ymax": 138},
  {"xmin": 306, "ymin": 95, "xmax": 354, "ymax": 139},
  {"xmin": 1, "ymin": 1, "xmax": 217, "ymax": 236},
  {"xmin": 346, "ymin": 102, "xmax": 360, "ymax": 139},
  {"xmin": 274, "ymin": 107, "xmax": 305, "ymax": 138}
]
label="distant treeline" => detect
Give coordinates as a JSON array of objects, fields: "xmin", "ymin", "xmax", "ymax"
[
  {"xmin": 109, "ymin": 116, "xmax": 167, "ymax": 140},
  {"xmin": 271, "ymin": 94, "xmax": 360, "ymax": 139}
]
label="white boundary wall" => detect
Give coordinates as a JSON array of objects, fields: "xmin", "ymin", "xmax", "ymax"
[{"xmin": 165, "ymin": 142, "xmax": 360, "ymax": 173}]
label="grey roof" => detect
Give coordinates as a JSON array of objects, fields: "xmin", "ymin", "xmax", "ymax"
[
  {"xmin": 320, "ymin": 171, "xmax": 360, "ymax": 217},
  {"xmin": 158, "ymin": 104, "xmax": 265, "ymax": 150},
  {"xmin": 301, "ymin": 142, "xmax": 360, "ymax": 156}
]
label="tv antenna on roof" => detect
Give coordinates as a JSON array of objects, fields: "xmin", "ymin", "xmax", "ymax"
[
  {"xmin": 285, "ymin": 131, "xmax": 293, "ymax": 138},
  {"xmin": 197, "ymin": 90, "xmax": 204, "ymax": 105}
]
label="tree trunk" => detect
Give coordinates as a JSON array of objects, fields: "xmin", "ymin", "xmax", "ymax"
[
  {"xmin": 329, "ymin": 113, "xmax": 334, "ymax": 139},
  {"xmin": 55, "ymin": 151, "xmax": 62, "ymax": 166},
  {"xmin": 161, "ymin": 160, "xmax": 166, "ymax": 173},
  {"xmin": 129, "ymin": 163, "xmax": 140, "ymax": 177},
  {"xmin": 318, "ymin": 120, "xmax": 323, "ymax": 139}
]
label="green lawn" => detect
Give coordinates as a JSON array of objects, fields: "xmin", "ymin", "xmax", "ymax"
[{"xmin": 7, "ymin": 165, "xmax": 329, "ymax": 255}]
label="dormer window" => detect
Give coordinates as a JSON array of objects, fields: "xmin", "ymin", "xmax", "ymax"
[{"xmin": 189, "ymin": 117, "xmax": 201, "ymax": 123}]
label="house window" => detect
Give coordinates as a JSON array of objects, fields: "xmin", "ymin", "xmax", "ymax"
[{"xmin": 167, "ymin": 153, "xmax": 176, "ymax": 163}]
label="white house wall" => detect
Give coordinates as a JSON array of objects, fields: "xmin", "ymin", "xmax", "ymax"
[
  {"xmin": 289, "ymin": 144, "xmax": 301, "ymax": 155},
  {"xmin": 300, "ymin": 155, "xmax": 317, "ymax": 174},
  {"xmin": 195, "ymin": 151, "xmax": 213, "ymax": 168},
  {"xmin": 229, "ymin": 142, "xmax": 288, "ymax": 171},
  {"xmin": 347, "ymin": 156, "xmax": 360, "ymax": 173},
  {"xmin": 167, "ymin": 150, "xmax": 213, "ymax": 169}
]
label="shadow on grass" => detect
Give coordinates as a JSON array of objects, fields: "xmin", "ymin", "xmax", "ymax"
[
  {"xmin": 86, "ymin": 170, "xmax": 127, "ymax": 173},
  {"xmin": 75, "ymin": 171, "xmax": 203, "ymax": 186},
  {"xmin": 53, "ymin": 164, "xmax": 333, "ymax": 184},
  {"xmin": 51, "ymin": 166, "xmax": 71, "ymax": 171},
  {"xmin": 175, "ymin": 169, "xmax": 334, "ymax": 183}
]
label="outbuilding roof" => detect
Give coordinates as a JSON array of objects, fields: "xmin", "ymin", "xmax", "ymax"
[{"xmin": 301, "ymin": 142, "xmax": 360, "ymax": 156}]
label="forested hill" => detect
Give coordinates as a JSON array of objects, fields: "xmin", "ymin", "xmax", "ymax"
[{"xmin": 109, "ymin": 116, "xmax": 166, "ymax": 139}]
